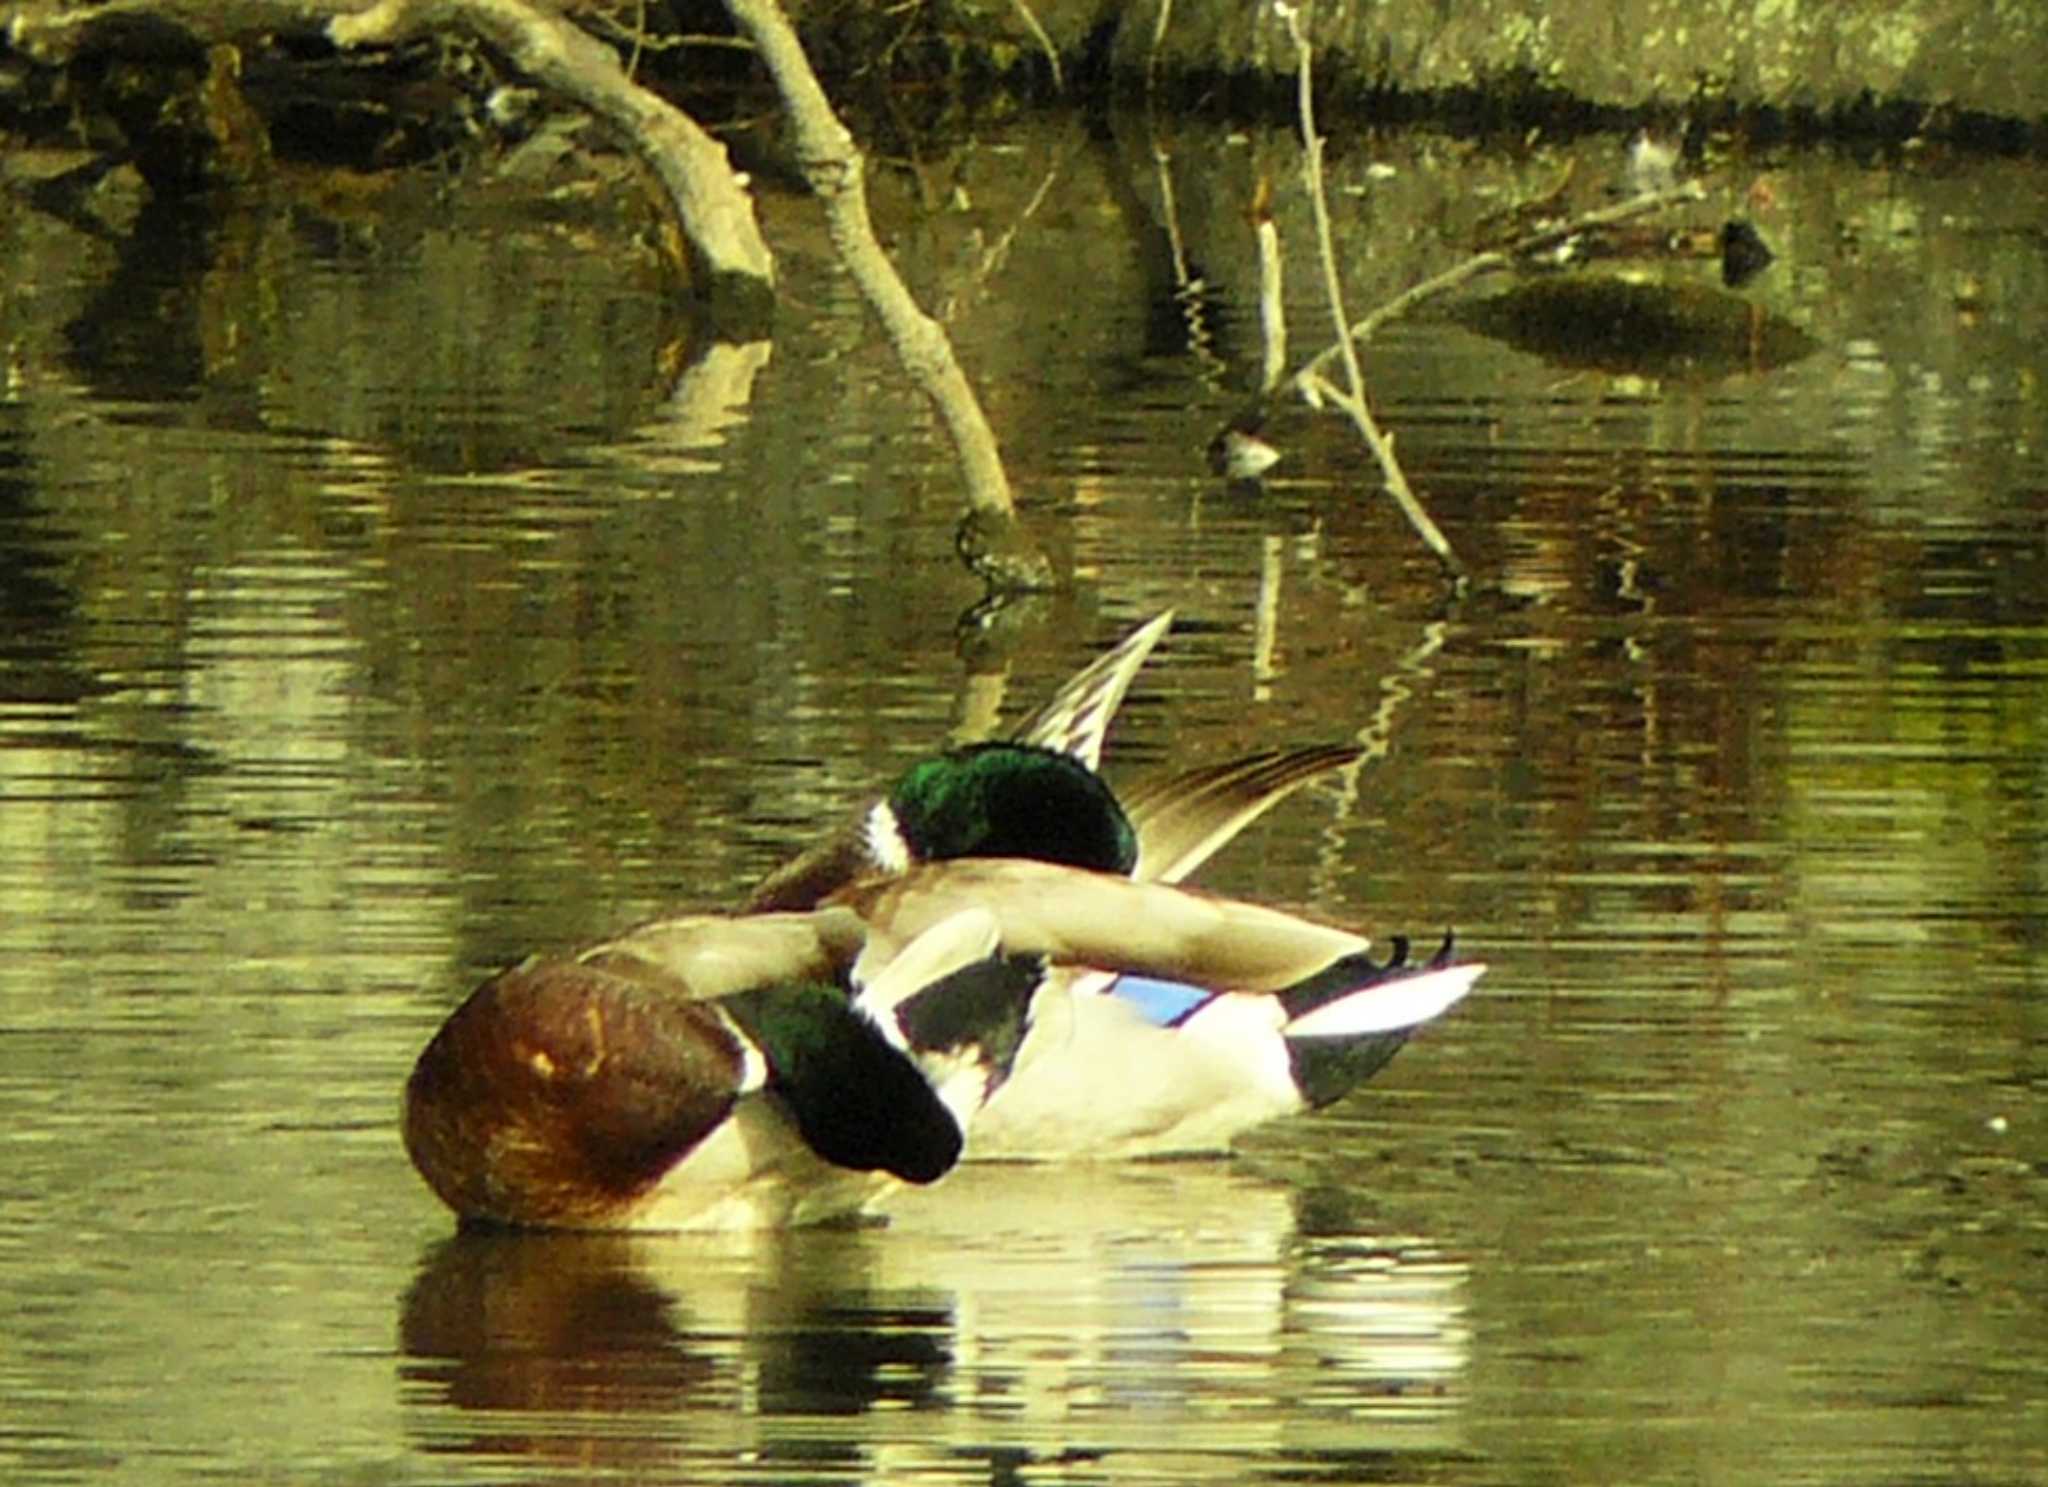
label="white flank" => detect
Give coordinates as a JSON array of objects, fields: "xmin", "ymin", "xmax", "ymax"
[
  {"xmin": 1284, "ymin": 963, "xmax": 1486, "ymax": 1039},
  {"xmin": 971, "ymin": 984, "xmax": 1299, "ymax": 1160},
  {"xmin": 920, "ymin": 1051, "xmax": 995, "ymax": 1137},
  {"xmin": 626, "ymin": 1099, "xmax": 892, "ymax": 1231}
]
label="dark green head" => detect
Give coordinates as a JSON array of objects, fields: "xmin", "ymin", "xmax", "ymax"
[
  {"xmin": 721, "ymin": 980, "xmax": 966, "ymax": 1183},
  {"xmin": 873, "ymin": 743, "xmax": 1138, "ymax": 876}
]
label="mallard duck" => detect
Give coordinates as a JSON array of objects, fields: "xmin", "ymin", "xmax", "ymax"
[
  {"xmin": 403, "ymin": 829, "xmax": 1477, "ymax": 1229},
  {"xmin": 740, "ymin": 612, "xmax": 1483, "ymax": 1160},
  {"xmin": 403, "ymin": 615, "xmax": 1482, "ymax": 1226},
  {"xmin": 740, "ymin": 611, "xmax": 1365, "ymax": 905},
  {"xmin": 402, "ymin": 904, "xmax": 1038, "ymax": 1230},
  {"xmin": 739, "ymin": 610, "xmax": 1176, "ymax": 911},
  {"xmin": 844, "ymin": 855, "xmax": 1482, "ymax": 1161},
  {"xmin": 402, "ymin": 619, "xmax": 1189, "ymax": 1230}
]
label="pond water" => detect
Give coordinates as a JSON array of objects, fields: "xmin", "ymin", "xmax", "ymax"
[{"xmin": 2, "ymin": 108, "xmax": 2044, "ymax": 1485}]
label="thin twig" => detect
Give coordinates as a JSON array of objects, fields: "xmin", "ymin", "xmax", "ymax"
[
  {"xmin": 1278, "ymin": 1, "xmax": 1462, "ymax": 577},
  {"xmin": 721, "ymin": 0, "xmax": 1051, "ymax": 591},
  {"xmin": 1311, "ymin": 614, "xmax": 1451, "ymax": 900},
  {"xmin": 1006, "ymin": 0, "xmax": 1062, "ymax": 90},
  {"xmin": 939, "ymin": 155, "xmax": 1066, "ymax": 322},
  {"xmin": 575, "ymin": 4, "xmax": 755, "ymax": 52},
  {"xmin": 1146, "ymin": 0, "xmax": 1174, "ymax": 94},
  {"xmin": 1151, "ymin": 135, "xmax": 1229, "ymax": 387},
  {"xmin": 1252, "ymin": 177, "xmax": 1286, "ymax": 393},
  {"xmin": 624, "ymin": 0, "xmax": 646, "ymax": 79}
]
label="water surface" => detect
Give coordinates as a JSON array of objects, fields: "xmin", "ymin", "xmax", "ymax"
[{"xmin": 1, "ymin": 112, "xmax": 2043, "ymax": 1485}]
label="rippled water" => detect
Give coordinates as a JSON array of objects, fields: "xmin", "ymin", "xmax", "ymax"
[{"xmin": 2, "ymin": 113, "xmax": 2044, "ymax": 1484}]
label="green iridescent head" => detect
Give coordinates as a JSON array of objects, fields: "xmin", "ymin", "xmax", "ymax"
[{"xmin": 875, "ymin": 743, "xmax": 1138, "ymax": 876}]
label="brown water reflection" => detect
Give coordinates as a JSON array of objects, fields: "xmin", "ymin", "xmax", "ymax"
[{"xmin": 2, "ymin": 109, "xmax": 2044, "ymax": 1486}]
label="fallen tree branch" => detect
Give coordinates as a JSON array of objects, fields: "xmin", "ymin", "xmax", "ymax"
[
  {"xmin": 723, "ymin": 0, "xmax": 1052, "ymax": 593},
  {"xmin": 12, "ymin": 0, "xmax": 778, "ymax": 330},
  {"xmin": 328, "ymin": 0, "xmax": 775, "ymax": 333}
]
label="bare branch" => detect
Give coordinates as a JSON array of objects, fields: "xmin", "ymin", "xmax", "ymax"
[
  {"xmin": 1278, "ymin": 1, "xmax": 1462, "ymax": 577},
  {"xmin": 329, "ymin": 0, "xmax": 774, "ymax": 329},
  {"xmin": 723, "ymin": 0, "xmax": 1052, "ymax": 592}
]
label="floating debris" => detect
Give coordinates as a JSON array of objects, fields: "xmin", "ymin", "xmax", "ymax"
[{"xmin": 1208, "ymin": 422, "xmax": 1282, "ymax": 483}]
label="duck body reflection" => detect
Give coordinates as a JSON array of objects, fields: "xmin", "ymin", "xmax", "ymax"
[{"xmin": 400, "ymin": 1164, "xmax": 1470, "ymax": 1479}]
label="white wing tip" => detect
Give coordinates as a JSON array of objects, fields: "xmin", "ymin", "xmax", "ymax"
[{"xmin": 1285, "ymin": 962, "xmax": 1485, "ymax": 1039}]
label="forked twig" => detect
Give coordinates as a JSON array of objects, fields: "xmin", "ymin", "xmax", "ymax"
[{"xmin": 1277, "ymin": 1, "xmax": 1462, "ymax": 576}]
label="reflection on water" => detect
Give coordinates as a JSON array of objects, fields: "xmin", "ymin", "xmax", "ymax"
[
  {"xmin": 399, "ymin": 1166, "xmax": 1467, "ymax": 1480},
  {"xmin": 1, "ymin": 110, "xmax": 2044, "ymax": 1487}
]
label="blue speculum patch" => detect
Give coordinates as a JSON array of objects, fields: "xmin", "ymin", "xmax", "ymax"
[{"xmin": 1109, "ymin": 975, "xmax": 1213, "ymax": 1028}]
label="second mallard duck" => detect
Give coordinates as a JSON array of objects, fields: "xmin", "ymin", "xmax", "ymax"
[{"xmin": 736, "ymin": 612, "xmax": 1486, "ymax": 1161}]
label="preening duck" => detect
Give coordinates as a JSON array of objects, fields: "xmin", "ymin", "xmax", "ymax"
[
  {"xmin": 403, "ymin": 833, "xmax": 1476, "ymax": 1228},
  {"xmin": 782, "ymin": 740, "xmax": 1484, "ymax": 1160},
  {"xmin": 402, "ymin": 905, "xmax": 1034, "ymax": 1230}
]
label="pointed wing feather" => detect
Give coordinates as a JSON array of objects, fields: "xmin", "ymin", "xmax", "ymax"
[
  {"xmin": 1118, "ymin": 744, "xmax": 1365, "ymax": 884},
  {"xmin": 1277, "ymin": 944, "xmax": 1484, "ymax": 1113},
  {"xmin": 1012, "ymin": 609, "xmax": 1174, "ymax": 770},
  {"xmin": 737, "ymin": 611, "xmax": 1173, "ymax": 913},
  {"xmin": 1283, "ymin": 959, "xmax": 1485, "ymax": 1038}
]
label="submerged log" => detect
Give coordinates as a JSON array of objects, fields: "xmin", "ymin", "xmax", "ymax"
[{"xmin": 1457, "ymin": 274, "xmax": 1818, "ymax": 379}]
